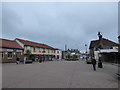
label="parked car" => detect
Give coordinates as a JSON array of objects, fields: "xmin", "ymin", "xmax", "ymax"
[{"xmin": 26, "ymin": 60, "xmax": 33, "ymax": 63}]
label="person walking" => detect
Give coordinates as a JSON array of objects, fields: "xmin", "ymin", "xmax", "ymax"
[
  {"xmin": 24, "ymin": 56, "xmax": 26, "ymax": 64},
  {"xmin": 16, "ymin": 57, "xmax": 20, "ymax": 64},
  {"xmin": 39, "ymin": 57, "xmax": 42, "ymax": 63},
  {"xmin": 92, "ymin": 58, "xmax": 97, "ymax": 71}
]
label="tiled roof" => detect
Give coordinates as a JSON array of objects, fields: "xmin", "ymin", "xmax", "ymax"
[
  {"xmin": 89, "ymin": 38, "xmax": 118, "ymax": 49},
  {"xmin": 15, "ymin": 38, "xmax": 55, "ymax": 49},
  {"xmin": 0, "ymin": 38, "xmax": 23, "ymax": 49}
]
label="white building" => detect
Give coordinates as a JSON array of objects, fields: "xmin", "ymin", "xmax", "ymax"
[
  {"xmin": 55, "ymin": 48, "xmax": 62, "ymax": 60},
  {"xmin": 94, "ymin": 46, "xmax": 118, "ymax": 61},
  {"xmin": 89, "ymin": 32, "xmax": 119, "ymax": 62}
]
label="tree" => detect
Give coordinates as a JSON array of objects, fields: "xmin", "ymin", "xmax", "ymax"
[{"xmin": 25, "ymin": 50, "xmax": 31, "ymax": 59}]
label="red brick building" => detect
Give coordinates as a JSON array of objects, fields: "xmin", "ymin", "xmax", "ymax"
[{"xmin": 0, "ymin": 38, "xmax": 24, "ymax": 63}]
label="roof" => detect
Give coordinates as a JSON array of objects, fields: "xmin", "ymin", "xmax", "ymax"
[
  {"xmin": 15, "ymin": 38, "xmax": 55, "ymax": 49},
  {"xmin": 89, "ymin": 38, "xmax": 118, "ymax": 49},
  {"xmin": 0, "ymin": 38, "xmax": 23, "ymax": 49}
]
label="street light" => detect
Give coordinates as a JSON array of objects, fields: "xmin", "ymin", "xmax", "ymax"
[
  {"xmin": 85, "ymin": 44, "xmax": 87, "ymax": 54},
  {"xmin": 118, "ymin": 35, "xmax": 120, "ymax": 52},
  {"xmin": 85, "ymin": 44, "xmax": 88, "ymax": 60}
]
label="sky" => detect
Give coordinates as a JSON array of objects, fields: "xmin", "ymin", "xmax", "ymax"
[{"xmin": 1, "ymin": 2, "xmax": 118, "ymax": 52}]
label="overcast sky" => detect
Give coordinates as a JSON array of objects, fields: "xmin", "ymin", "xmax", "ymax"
[{"xmin": 1, "ymin": 2, "xmax": 118, "ymax": 52}]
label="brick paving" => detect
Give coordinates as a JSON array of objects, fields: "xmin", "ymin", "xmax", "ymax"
[{"xmin": 2, "ymin": 61, "xmax": 118, "ymax": 88}]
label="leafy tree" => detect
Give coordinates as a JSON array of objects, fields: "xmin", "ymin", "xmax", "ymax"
[{"xmin": 25, "ymin": 50, "xmax": 31, "ymax": 59}]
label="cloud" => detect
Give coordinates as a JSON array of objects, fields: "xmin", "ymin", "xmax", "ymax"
[{"xmin": 2, "ymin": 2, "xmax": 118, "ymax": 52}]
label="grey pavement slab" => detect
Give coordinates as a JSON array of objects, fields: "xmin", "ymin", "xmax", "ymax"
[{"xmin": 2, "ymin": 61, "xmax": 119, "ymax": 88}]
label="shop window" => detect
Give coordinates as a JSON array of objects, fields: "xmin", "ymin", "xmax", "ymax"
[{"xmin": 8, "ymin": 52, "xmax": 12, "ymax": 59}]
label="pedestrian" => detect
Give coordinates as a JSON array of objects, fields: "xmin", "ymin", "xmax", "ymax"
[
  {"xmin": 16, "ymin": 57, "xmax": 20, "ymax": 64},
  {"xmin": 91, "ymin": 58, "xmax": 97, "ymax": 71},
  {"xmin": 24, "ymin": 56, "xmax": 26, "ymax": 64},
  {"xmin": 98, "ymin": 59, "xmax": 103, "ymax": 68},
  {"xmin": 39, "ymin": 57, "xmax": 42, "ymax": 63}
]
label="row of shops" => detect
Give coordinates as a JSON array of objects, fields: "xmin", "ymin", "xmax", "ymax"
[
  {"xmin": 0, "ymin": 38, "xmax": 62, "ymax": 63},
  {"xmin": 30, "ymin": 55, "xmax": 55, "ymax": 61}
]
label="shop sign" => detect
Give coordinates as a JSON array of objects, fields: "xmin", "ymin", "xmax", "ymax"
[
  {"xmin": 16, "ymin": 50, "xmax": 22, "ymax": 52},
  {"xmin": 7, "ymin": 49, "xmax": 13, "ymax": 52},
  {"xmin": 0, "ymin": 48, "xmax": 7, "ymax": 51}
]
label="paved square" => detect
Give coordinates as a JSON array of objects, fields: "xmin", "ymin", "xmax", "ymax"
[{"xmin": 2, "ymin": 61, "xmax": 118, "ymax": 88}]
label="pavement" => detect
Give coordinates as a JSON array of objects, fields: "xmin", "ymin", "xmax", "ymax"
[{"xmin": 2, "ymin": 60, "xmax": 119, "ymax": 88}]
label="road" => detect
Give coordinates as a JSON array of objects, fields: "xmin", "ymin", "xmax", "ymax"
[{"xmin": 2, "ymin": 60, "xmax": 119, "ymax": 88}]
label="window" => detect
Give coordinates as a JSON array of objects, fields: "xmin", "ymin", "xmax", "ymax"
[
  {"xmin": 33, "ymin": 48, "xmax": 36, "ymax": 52},
  {"xmin": 95, "ymin": 48, "xmax": 98, "ymax": 51},
  {"xmin": 42, "ymin": 48, "xmax": 46, "ymax": 53},
  {"xmin": 51, "ymin": 50, "xmax": 54, "ymax": 53},
  {"xmin": 110, "ymin": 47, "xmax": 113, "ymax": 49},
  {"xmin": 57, "ymin": 51, "xmax": 59, "ymax": 53},
  {"xmin": 103, "ymin": 47, "xmax": 111, "ymax": 49},
  {"xmin": 39, "ymin": 48, "xmax": 41, "ymax": 52},
  {"xmin": 26, "ymin": 46, "xmax": 30, "ymax": 50},
  {"xmin": 8, "ymin": 52, "xmax": 12, "ymax": 59},
  {"xmin": 16, "ymin": 53, "xmax": 21, "ymax": 58},
  {"xmin": 48, "ymin": 49, "xmax": 50, "ymax": 53},
  {"xmin": 0, "ymin": 52, "xmax": 4, "ymax": 60},
  {"xmin": 49, "ymin": 50, "xmax": 51, "ymax": 53}
]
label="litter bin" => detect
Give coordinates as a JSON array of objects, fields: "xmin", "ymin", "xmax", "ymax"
[{"xmin": 98, "ymin": 60, "xmax": 103, "ymax": 68}]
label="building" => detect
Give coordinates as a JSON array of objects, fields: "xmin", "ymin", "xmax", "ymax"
[
  {"xmin": 55, "ymin": 48, "xmax": 62, "ymax": 60},
  {"xmin": 0, "ymin": 38, "xmax": 24, "ymax": 63},
  {"xmin": 89, "ymin": 32, "xmax": 119, "ymax": 63},
  {"xmin": 15, "ymin": 38, "xmax": 56, "ymax": 61}
]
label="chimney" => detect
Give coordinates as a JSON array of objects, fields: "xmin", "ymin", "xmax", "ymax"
[
  {"xmin": 98, "ymin": 32, "xmax": 103, "ymax": 48},
  {"xmin": 98, "ymin": 32, "xmax": 102, "ymax": 40}
]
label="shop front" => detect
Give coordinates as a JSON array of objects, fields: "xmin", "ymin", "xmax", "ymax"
[{"xmin": 0, "ymin": 48, "xmax": 23, "ymax": 63}]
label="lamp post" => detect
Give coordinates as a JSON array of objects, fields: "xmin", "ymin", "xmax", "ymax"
[
  {"xmin": 85, "ymin": 44, "xmax": 88, "ymax": 60},
  {"xmin": 118, "ymin": 35, "xmax": 120, "ymax": 52},
  {"xmin": 85, "ymin": 44, "xmax": 87, "ymax": 54}
]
